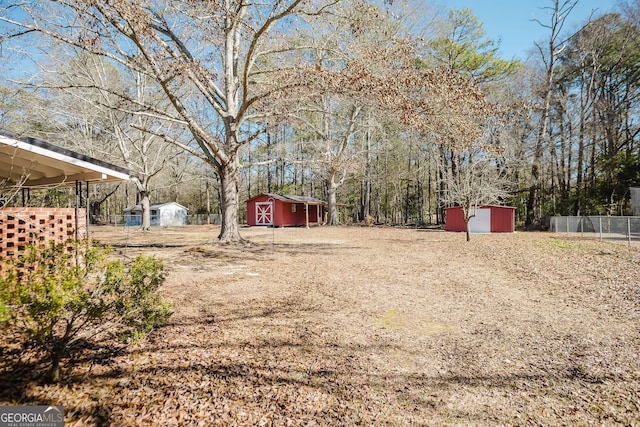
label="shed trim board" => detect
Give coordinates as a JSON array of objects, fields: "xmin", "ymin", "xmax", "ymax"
[
  {"xmin": 445, "ymin": 205, "xmax": 516, "ymax": 233},
  {"xmin": 246, "ymin": 193, "xmax": 326, "ymax": 227}
]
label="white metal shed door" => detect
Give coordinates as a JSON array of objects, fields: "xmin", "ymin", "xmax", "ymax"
[{"xmin": 469, "ymin": 208, "xmax": 491, "ymax": 233}]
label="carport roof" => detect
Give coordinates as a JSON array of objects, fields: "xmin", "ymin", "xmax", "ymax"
[{"xmin": 0, "ymin": 129, "xmax": 130, "ymax": 189}]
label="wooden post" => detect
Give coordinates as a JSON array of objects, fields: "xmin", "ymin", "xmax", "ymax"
[
  {"xmin": 268, "ymin": 197, "xmax": 275, "ymax": 244},
  {"xmin": 305, "ymin": 202, "xmax": 309, "ymax": 229}
]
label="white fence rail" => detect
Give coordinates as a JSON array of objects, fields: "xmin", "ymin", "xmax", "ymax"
[{"xmin": 550, "ymin": 216, "xmax": 640, "ymax": 246}]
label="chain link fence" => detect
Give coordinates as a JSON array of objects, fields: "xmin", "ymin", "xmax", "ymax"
[
  {"xmin": 104, "ymin": 214, "xmax": 221, "ymax": 226},
  {"xmin": 549, "ymin": 216, "xmax": 640, "ymax": 246}
]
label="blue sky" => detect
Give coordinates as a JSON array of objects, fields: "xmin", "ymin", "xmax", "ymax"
[{"xmin": 438, "ymin": 0, "xmax": 618, "ymax": 60}]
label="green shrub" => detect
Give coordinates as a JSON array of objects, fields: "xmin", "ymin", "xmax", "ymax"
[{"xmin": 0, "ymin": 241, "xmax": 172, "ymax": 382}]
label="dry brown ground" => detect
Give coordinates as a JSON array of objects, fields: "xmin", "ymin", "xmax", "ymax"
[{"xmin": 1, "ymin": 225, "xmax": 639, "ymax": 426}]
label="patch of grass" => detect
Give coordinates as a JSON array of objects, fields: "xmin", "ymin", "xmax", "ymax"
[
  {"xmin": 542, "ymin": 238, "xmax": 579, "ymax": 250},
  {"xmin": 418, "ymin": 321, "xmax": 454, "ymax": 335},
  {"xmin": 375, "ymin": 311, "xmax": 453, "ymax": 335},
  {"xmin": 376, "ymin": 310, "xmax": 408, "ymax": 329}
]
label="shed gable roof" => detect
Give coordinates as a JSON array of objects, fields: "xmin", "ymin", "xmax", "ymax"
[
  {"xmin": 124, "ymin": 202, "xmax": 188, "ymax": 212},
  {"xmin": 445, "ymin": 205, "xmax": 515, "ymax": 210},
  {"xmin": 247, "ymin": 193, "xmax": 325, "ymax": 205}
]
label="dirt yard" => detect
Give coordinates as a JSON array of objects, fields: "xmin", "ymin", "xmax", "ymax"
[{"xmin": 2, "ymin": 225, "xmax": 639, "ymax": 425}]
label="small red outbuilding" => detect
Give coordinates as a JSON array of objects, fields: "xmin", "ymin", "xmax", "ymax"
[
  {"xmin": 246, "ymin": 193, "xmax": 326, "ymax": 227},
  {"xmin": 445, "ymin": 205, "xmax": 516, "ymax": 233}
]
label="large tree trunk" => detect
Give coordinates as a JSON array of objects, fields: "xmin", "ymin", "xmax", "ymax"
[
  {"xmin": 574, "ymin": 82, "xmax": 586, "ymax": 216},
  {"xmin": 526, "ymin": 0, "xmax": 568, "ymax": 226},
  {"xmin": 132, "ymin": 177, "xmax": 152, "ymax": 231},
  {"xmin": 140, "ymin": 192, "xmax": 151, "ymax": 230},
  {"xmin": 361, "ymin": 130, "xmax": 371, "ymax": 220},
  {"xmin": 217, "ymin": 156, "xmax": 243, "ymax": 242},
  {"xmin": 437, "ymin": 143, "xmax": 448, "ymax": 224},
  {"xmin": 527, "ymin": 116, "xmax": 548, "ymax": 227},
  {"xmin": 326, "ymin": 175, "xmax": 340, "ymax": 225}
]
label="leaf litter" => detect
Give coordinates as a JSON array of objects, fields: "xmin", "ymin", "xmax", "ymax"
[{"xmin": 1, "ymin": 225, "xmax": 639, "ymax": 425}]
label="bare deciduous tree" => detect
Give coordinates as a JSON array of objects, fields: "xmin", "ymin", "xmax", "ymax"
[
  {"xmin": 526, "ymin": 0, "xmax": 578, "ymax": 226},
  {"xmin": 440, "ymin": 134, "xmax": 512, "ymax": 241},
  {"xmin": 276, "ymin": 1, "xmax": 493, "ymax": 224},
  {"xmin": 1, "ymin": 0, "xmax": 339, "ymax": 241},
  {"xmin": 35, "ymin": 52, "xmax": 183, "ymax": 229}
]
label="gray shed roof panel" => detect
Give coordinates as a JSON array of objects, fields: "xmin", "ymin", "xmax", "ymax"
[{"xmin": 260, "ymin": 193, "xmax": 326, "ymax": 205}]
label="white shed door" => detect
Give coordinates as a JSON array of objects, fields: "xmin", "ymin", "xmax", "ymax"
[
  {"xmin": 469, "ymin": 208, "xmax": 491, "ymax": 233},
  {"xmin": 255, "ymin": 202, "xmax": 273, "ymax": 225}
]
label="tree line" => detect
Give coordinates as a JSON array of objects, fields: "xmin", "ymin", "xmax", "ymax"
[{"xmin": 0, "ymin": 0, "xmax": 638, "ymax": 239}]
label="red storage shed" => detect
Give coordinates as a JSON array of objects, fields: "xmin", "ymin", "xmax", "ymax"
[
  {"xmin": 246, "ymin": 193, "xmax": 326, "ymax": 227},
  {"xmin": 445, "ymin": 205, "xmax": 515, "ymax": 233}
]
